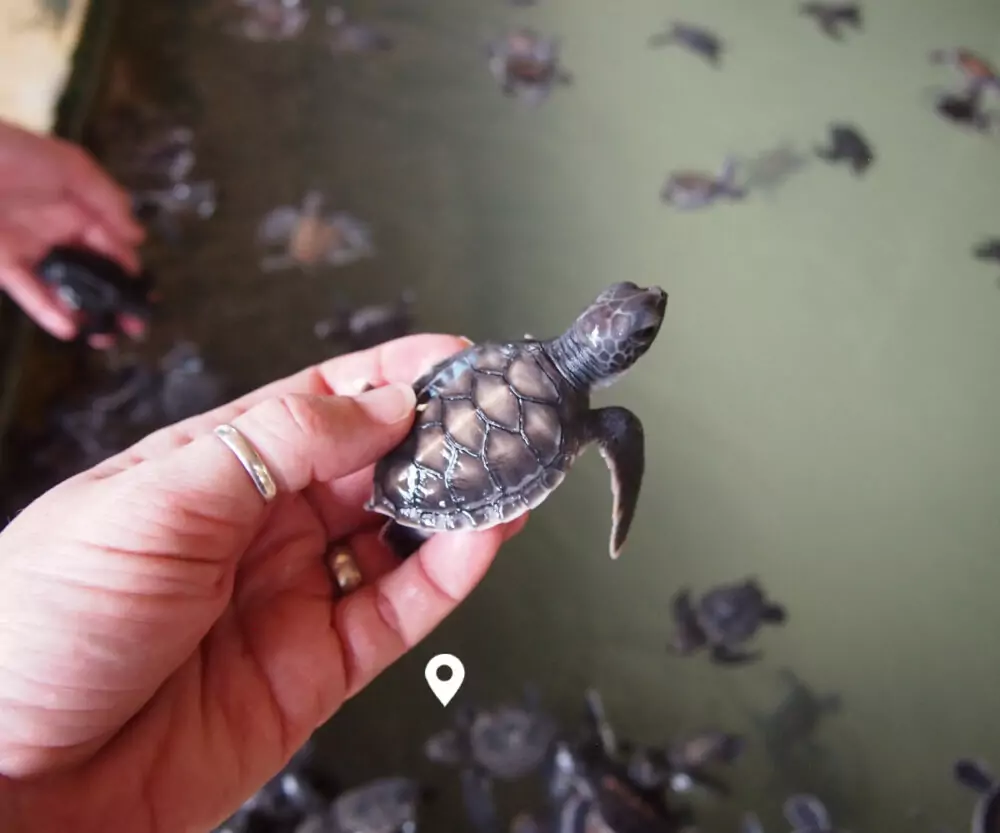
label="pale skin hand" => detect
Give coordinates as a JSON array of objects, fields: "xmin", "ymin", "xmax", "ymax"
[
  {"xmin": 0, "ymin": 118, "xmax": 146, "ymax": 345},
  {"xmin": 0, "ymin": 334, "xmax": 526, "ymax": 833}
]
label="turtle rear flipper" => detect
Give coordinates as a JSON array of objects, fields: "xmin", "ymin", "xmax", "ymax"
[
  {"xmin": 761, "ymin": 603, "xmax": 787, "ymax": 624},
  {"xmin": 710, "ymin": 644, "xmax": 761, "ymax": 665},
  {"xmin": 461, "ymin": 767, "xmax": 501, "ymax": 833},
  {"xmin": 587, "ymin": 406, "xmax": 645, "ymax": 560},
  {"xmin": 954, "ymin": 759, "xmax": 996, "ymax": 794},
  {"xmin": 380, "ymin": 521, "xmax": 432, "ymax": 560}
]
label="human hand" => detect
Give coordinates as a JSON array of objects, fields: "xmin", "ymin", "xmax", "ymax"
[
  {"xmin": 0, "ymin": 119, "xmax": 146, "ymax": 345},
  {"xmin": 0, "ymin": 334, "xmax": 527, "ymax": 833}
]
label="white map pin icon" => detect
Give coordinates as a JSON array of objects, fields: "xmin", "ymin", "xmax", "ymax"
[{"xmin": 425, "ymin": 654, "xmax": 465, "ymax": 706}]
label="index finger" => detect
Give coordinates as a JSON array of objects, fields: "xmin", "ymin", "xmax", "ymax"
[{"xmin": 87, "ymin": 333, "xmax": 472, "ymax": 476}]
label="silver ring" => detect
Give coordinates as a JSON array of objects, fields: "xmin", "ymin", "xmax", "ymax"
[
  {"xmin": 326, "ymin": 544, "xmax": 363, "ymax": 596},
  {"xmin": 213, "ymin": 424, "xmax": 278, "ymax": 503}
]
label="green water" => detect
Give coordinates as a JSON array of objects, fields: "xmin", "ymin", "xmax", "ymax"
[{"xmin": 52, "ymin": 0, "xmax": 1000, "ymax": 830}]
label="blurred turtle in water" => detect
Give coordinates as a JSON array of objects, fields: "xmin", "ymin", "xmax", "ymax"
[
  {"xmin": 214, "ymin": 738, "xmax": 337, "ymax": 833},
  {"xmin": 648, "ymin": 22, "xmax": 723, "ymax": 67},
  {"xmin": 814, "ymin": 124, "xmax": 874, "ymax": 175},
  {"xmin": 322, "ymin": 776, "xmax": 423, "ymax": 833},
  {"xmin": 582, "ymin": 688, "xmax": 745, "ymax": 799},
  {"xmin": 929, "ymin": 48, "xmax": 1000, "ymax": 96},
  {"xmin": 954, "ymin": 759, "xmax": 1000, "ymax": 833},
  {"xmin": 933, "ymin": 84, "xmax": 995, "ymax": 133},
  {"xmin": 486, "ymin": 28, "xmax": 573, "ymax": 106},
  {"xmin": 660, "ymin": 157, "xmax": 745, "ymax": 210},
  {"xmin": 799, "ymin": 4, "xmax": 862, "ymax": 41},
  {"xmin": 737, "ymin": 144, "xmax": 811, "ymax": 197},
  {"xmin": 975, "ymin": 238, "xmax": 1000, "ymax": 265},
  {"xmin": 742, "ymin": 795, "xmax": 840, "ymax": 833},
  {"xmin": 257, "ymin": 190, "xmax": 374, "ymax": 272},
  {"xmin": 326, "ymin": 6, "xmax": 393, "ymax": 53},
  {"xmin": 35, "ymin": 245, "xmax": 157, "ymax": 345},
  {"xmin": 749, "ymin": 668, "xmax": 842, "ymax": 773},
  {"xmin": 133, "ymin": 180, "xmax": 218, "ymax": 243},
  {"xmin": 314, "ymin": 291, "xmax": 416, "ymax": 349},
  {"xmin": 232, "ymin": 0, "xmax": 309, "ymax": 42},
  {"xmin": 425, "ymin": 687, "xmax": 557, "ymax": 833},
  {"xmin": 668, "ymin": 578, "xmax": 786, "ymax": 665},
  {"xmin": 119, "ymin": 125, "xmax": 196, "ymax": 184}
]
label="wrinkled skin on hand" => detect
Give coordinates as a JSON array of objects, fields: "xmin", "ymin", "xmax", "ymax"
[
  {"xmin": 0, "ymin": 334, "xmax": 527, "ymax": 833},
  {"xmin": 0, "ymin": 118, "xmax": 145, "ymax": 346}
]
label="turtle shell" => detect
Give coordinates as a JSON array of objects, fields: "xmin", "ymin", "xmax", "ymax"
[
  {"xmin": 470, "ymin": 704, "xmax": 558, "ymax": 779},
  {"xmin": 368, "ymin": 341, "xmax": 586, "ymax": 532},
  {"xmin": 329, "ymin": 776, "xmax": 419, "ymax": 833},
  {"xmin": 697, "ymin": 582, "xmax": 765, "ymax": 645}
]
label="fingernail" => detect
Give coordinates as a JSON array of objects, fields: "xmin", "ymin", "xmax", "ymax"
[
  {"xmin": 458, "ymin": 335, "xmax": 475, "ymax": 346},
  {"xmin": 354, "ymin": 382, "xmax": 416, "ymax": 424}
]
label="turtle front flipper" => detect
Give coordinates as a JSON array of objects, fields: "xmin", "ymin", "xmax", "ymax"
[
  {"xmin": 380, "ymin": 521, "xmax": 432, "ymax": 560},
  {"xmin": 587, "ymin": 406, "xmax": 645, "ymax": 559},
  {"xmin": 954, "ymin": 759, "xmax": 996, "ymax": 794},
  {"xmin": 710, "ymin": 644, "xmax": 761, "ymax": 665},
  {"xmin": 783, "ymin": 794, "xmax": 832, "ymax": 832},
  {"xmin": 761, "ymin": 602, "xmax": 787, "ymax": 624},
  {"xmin": 460, "ymin": 767, "xmax": 502, "ymax": 833}
]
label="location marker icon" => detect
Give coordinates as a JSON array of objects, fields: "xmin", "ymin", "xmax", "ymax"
[{"xmin": 425, "ymin": 654, "xmax": 465, "ymax": 706}]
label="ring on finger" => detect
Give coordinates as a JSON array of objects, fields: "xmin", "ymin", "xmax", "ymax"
[{"xmin": 326, "ymin": 543, "xmax": 363, "ymax": 596}]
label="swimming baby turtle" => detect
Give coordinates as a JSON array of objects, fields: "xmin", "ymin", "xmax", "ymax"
[
  {"xmin": 661, "ymin": 157, "xmax": 745, "ymax": 210},
  {"xmin": 749, "ymin": 668, "xmax": 842, "ymax": 769},
  {"xmin": 814, "ymin": 124, "xmax": 874, "ymax": 175},
  {"xmin": 257, "ymin": 190, "xmax": 374, "ymax": 272},
  {"xmin": 366, "ymin": 281, "xmax": 668, "ymax": 560},
  {"xmin": 954, "ymin": 759, "xmax": 1000, "ymax": 833},
  {"xmin": 648, "ymin": 22, "xmax": 724, "ymax": 67},
  {"xmin": 669, "ymin": 578, "xmax": 787, "ymax": 665},
  {"xmin": 425, "ymin": 685, "xmax": 559, "ymax": 781},
  {"xmin": 486, "ymin": 28, "xmax": 573, "ymax": 106},
  {"xmin": 35, "ymin": 244, "xmax": 157, "ymax": 342}
]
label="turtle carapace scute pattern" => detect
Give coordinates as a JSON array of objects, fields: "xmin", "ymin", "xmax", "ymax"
[{"xmin": 366, "ymin": 282, "xmax": 668, "ymax": 560}]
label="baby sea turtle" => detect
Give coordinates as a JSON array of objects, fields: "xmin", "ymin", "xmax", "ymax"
[
  {"xmin": 800, "ymin": 4, "xmax": 862, "ymax": 41},
  {"xmin": 954, "ymin": 759, "xmax": 1000, "ymax": 833},
  {"xmin": 749, "ymin": 668, "xmax": 842, "ymax": 769},
  {"xmin": 668, "ymin": 578, "xmax": 787, "ymax": 665},
  {"xmin": 648, "ymin": 22, "xmax": 723, "ymax": 66},
  {"xmin": 257, "ymin": 190, "xmax": 374, "ymax": 272},
  {"xmin": 814, "ymin": 124, "xmax": 874, "ymax": 175},
  {"xmin": 487, "ymin": 28, "xmax": 573, "ymax": 106},
  {"xmin": 327, "ymin": 6, "xmax": 393, "ymax": 53},
  {"xmin": 425, "ymin": 686, "xmax": 558, "ymax": 781},
  {"xmin": 741, "ymin": 796, "xmax": 838, "ymax": 833},
  {"xmin": 35, "ymin": 244, "xmax": 157, "ymax": 341},
  {"xmin": 660, "ymin": 157, "xmax": 745, "ymax": 210},
  {"xmin": 133, "ymin": 179, "xmax": 217, "ymax": 243},
  {"xmin": 327, "ymin": 776, "xmax": 422, "ymax": 833},
  {"xmin": 366, "ymin": 281, "xmax": 668, "ymax": 560},
  {"xmin": 929, "ymin": 48, "xmax": 1000, "ymax": 94}
]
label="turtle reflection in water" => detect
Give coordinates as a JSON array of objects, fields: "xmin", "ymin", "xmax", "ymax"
[
  {"xmin": 742, "ymin": 795, "xmax": 840, "ymax": 833},
  {"xmin": 750, "ymin": 668, "xmax": 843, "ymax": 772},
  {"xmin": 954, "ymin": 759, "xmax": 1000, "ymax": 833},
  {"xmin": 257, "ymin": 190, "xmax": 374, "ymax": 272},
  {"xmin": 487, "ymin": 28, "xmax": 573, "ymax": 105},
  {"xmin": 669, "ymin": 578, "xmax": 787, "ymax": 665},
  {"xmin": 366, "ymin": 281, "xmax": 668, "ymax": 560},
  {"xmin": 661, "ymin": 157, "xmax": 746, "ymax": 210}
]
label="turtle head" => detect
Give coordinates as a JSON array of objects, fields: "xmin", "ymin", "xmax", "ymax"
[{"xmin": 552, "ymin": 282, "xmax": 667, "ymax": 390}]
